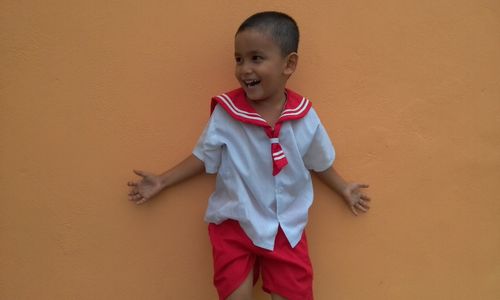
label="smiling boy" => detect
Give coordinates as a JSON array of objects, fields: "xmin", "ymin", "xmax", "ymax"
[{"xmin": 128, "ymin": 11, "xmax": 371, "ymax": 300}]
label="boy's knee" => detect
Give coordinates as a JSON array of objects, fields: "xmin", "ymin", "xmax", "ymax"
[{"xmin": 225, "ymin": 270, "xmax": 253, "ymax": 300}]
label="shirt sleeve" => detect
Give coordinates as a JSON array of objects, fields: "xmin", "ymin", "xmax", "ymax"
[
  {"xmin": 303, "ymin": 121, "xmax": 336, "ymax": 172},
  {"xmin": 192, "ymin": 108, "xmax": 223, "ymax": 174}
]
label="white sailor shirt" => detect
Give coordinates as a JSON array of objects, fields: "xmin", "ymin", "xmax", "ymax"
[{"xmin": 193, "ymin": 88, "xmax": 335, "ymax": 250}]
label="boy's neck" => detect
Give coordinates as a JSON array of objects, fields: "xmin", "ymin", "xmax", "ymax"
[{"xmin": 248, "ymin": 91, "xmax": 287, "ymax": 127}]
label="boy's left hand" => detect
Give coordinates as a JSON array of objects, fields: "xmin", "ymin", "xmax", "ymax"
[{"xmin": 342, "ymin": 183, "xmax": 371, "ymax": 216}]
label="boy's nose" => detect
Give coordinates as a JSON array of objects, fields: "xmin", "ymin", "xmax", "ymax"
[{"xmin": 239, "ymin": 63, "xmax": 253, "ymax": 74}]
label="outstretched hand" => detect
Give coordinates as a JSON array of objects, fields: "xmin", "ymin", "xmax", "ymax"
[
  {"xmin": 128, "ymin": 170, "xmax": 163, "ymax": 205},
  {"xmin": 342, "ymin": 183, "xmax": 371, "ymax": 216}
]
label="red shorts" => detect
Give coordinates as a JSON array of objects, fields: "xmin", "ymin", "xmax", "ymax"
[{"xmin": 208, "ymin": 220, "xmax": 313, "ymax": 300}]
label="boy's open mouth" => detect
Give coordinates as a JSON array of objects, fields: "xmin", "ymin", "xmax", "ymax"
[{"xmin": 244, "ymin": 80, "xmax": 261, "ymax": 87}]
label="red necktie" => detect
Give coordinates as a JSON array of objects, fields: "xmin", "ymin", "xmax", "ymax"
[{"xmin": 264, "ymin": 124, "xmax": 288, "ymax": 176}]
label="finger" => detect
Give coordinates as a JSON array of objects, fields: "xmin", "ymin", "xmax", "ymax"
[
  {"xmin": 355, "ymin": 183, "xmax": 369, "ymax": 189},
  {"xmin": 129, "ymin": 193, "xmax": 142, "ymax": 201},
  {"xmin": 356, "ymin": 202, "xmax": 369, "ymax": 212},
  {"xmin": 360, "ymin": 194, "xmax": 371, "ymax": 201},
  {"xmin": 130, "ymin": 193, "xmax": 145, "ymax": 203},
  {"xmin": 359, "ymin": 200, "xmax": 371, "ymax": 209},
  {"xmin": 133, "ymin": 197, "xmax": 144, "ymax": 204},
  {"xmin": 128, "ymin": 190, "xmax": 139, "ymax": 196},
  {"xmin": 359, "ymin": 202, "xmax": 370, "ymax": 212},
  {"xmin": 136, "ymin": 197, "xmax": 148, "ymax": 205},
  {"xmin": 133, "ymin": 170, "xmax": 148, "ymax": 178},
  {"xmin": 350, "ymin": 205, "xmax": 359, "ymax": 216}
]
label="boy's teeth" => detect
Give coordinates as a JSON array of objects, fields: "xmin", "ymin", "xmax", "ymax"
[{"xmin": 246, "ymin": 80, "xmax": 260, "ymax": 87}]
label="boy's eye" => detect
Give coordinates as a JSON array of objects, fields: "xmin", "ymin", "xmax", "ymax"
[
  {"xmin": 235, "ymin": 57, "xmax": 242, "ymax": 64},
  {"xmin": 252, "ymin": 55, "xmax": 263, "ymax": 62}
]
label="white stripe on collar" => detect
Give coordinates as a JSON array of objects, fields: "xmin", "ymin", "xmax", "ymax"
[
  {"xmin": 219, "ymin": 94, "xmax": 261, "ymax": 116},
  {"xmin": 282, "ymin": 97, "xmax": 307, "ymax": 114},
  {"xmin": 216, "ymin": 94, "xmax": 266, "ymax": 123},
  {"xmin": 280, "ymin": 98, "xmax": 310, "ymax": 118}
]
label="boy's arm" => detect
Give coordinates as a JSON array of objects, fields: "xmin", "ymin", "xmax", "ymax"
[
  {"xmin": 313, "ymin": 166, "xmax": 371, "ymax": 216},
  {"xmin": 128, "ymin": 154, "xmax": 205, "ymax": 205}
]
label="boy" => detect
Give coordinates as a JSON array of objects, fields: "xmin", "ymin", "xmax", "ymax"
[{"xmin": 128, "ymin": 11, "xmax": 370, "ymax": 300}]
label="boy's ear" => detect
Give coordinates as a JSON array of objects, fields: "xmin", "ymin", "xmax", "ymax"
[{"xmin": 283, "ymin": 52, "xmax": 299, "ymax": 76}]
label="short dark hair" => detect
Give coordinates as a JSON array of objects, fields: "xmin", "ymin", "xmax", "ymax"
[{"xmin": 236, "ymin": 11, "xmax": 299, "ymax": 56}]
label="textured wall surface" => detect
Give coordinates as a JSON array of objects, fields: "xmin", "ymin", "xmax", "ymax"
[{"xmin": 1, "ymin": 0, "xmax": 499, "ymax": 299}]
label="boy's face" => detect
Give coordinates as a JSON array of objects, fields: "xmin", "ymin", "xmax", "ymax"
[{"xmin": 234, "ymin": 29, "xmax": 296, "ymax": 103}]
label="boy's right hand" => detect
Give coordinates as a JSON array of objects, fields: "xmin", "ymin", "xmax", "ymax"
[{"xmin": 128, "ymin": 170, "xmax": 163, "ymax": 205}]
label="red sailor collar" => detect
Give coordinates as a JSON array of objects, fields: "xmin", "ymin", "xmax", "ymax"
[
  {"xmin": 210, "ymin": 88, "xmax": 313, "ymax": 176},
  {"xmin": 210, "ymin": 88, "xmax": 312, "ymax": 127}
]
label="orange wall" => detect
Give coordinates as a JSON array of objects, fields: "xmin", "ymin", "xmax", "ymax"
[{"xmin": 1, "ymin": 1, "xmax": 499, "ymax": 299}]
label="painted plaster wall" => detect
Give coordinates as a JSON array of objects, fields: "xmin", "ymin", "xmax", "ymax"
[{"xmin": 1, "ymin": 0, "xmax": 499, "ymax": 299}]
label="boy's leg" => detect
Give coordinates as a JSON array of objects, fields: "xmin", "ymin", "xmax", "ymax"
[
  {"xmin": 226, "ymin": 269, "xmax": 253, "ymax": 300},
  {"xmin": 208, "ymin": 220, "xmax": 259, "ymax": 300},
  {"xmin": 260, "ymin": 227, "xmax": 313, "ymax": 300}
]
